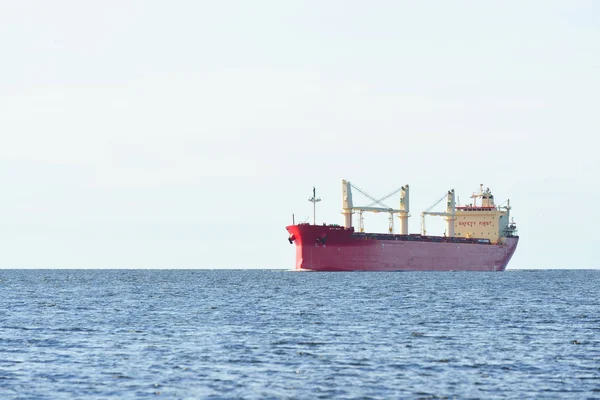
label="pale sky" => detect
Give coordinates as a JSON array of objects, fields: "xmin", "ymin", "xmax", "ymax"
[{"xmin": 1, "ymin": 0, "xmax": 598, "ymax": 269}]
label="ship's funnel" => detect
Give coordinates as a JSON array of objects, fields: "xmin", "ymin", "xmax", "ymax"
[
  {"xmin": 342, "ymin": 179, "xmax": 353, "ymax": 228},
  {"xmin": 482, "ymin": 187, "xmax": 494, "ymax": 207}
]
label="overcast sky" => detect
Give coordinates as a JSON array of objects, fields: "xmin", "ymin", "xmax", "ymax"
[{"xmin": 1, "ymin": 0, "xmax": 598, "ymax": 269}]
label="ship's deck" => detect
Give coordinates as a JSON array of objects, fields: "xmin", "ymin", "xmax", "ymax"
[{"xmin": 351, "ymin": 232, "xmax": 495, "ymax": 245}]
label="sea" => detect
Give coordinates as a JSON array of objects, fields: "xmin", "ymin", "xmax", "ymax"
[{"xmin": 0, "ymin": 269, "xmax": 598, "ymax": 399}]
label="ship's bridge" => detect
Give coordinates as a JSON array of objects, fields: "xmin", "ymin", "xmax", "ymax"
[{"xmin": 453, "ymin": 185, "xmax": 513, "ymax": 243}]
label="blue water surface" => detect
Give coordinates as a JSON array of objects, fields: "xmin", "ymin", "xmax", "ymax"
[{"xmin": 0, "ymin": 269, "xmax": 598, "ymax": 399}]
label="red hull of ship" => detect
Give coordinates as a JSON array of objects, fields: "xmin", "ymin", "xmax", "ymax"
[{"xmin": 286, "ymin": 224, "xmax": 518, "ymax": 272}]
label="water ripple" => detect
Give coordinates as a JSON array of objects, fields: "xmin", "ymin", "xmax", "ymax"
[{"xmin": 0, "ymin": 269, "xmax": 598, "ymax": 399}]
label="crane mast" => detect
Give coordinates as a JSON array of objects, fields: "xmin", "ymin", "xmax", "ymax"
[
  {"xmin": 341, "ymin": 180, "xmax": 409, "ymax": 234},
  {"xmin": 420, "ymin": 189, "xmax": 456, "ymax": 236}
]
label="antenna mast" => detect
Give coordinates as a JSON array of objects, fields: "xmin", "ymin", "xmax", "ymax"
[{"xmin": 308, "ymin": 187, "xmax": 321, "ymax": 225}]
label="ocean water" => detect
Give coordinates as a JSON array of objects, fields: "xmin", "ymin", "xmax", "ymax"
[{"xmin": 0, "ymin": 269, "xmax": 598, "ymax": 399}]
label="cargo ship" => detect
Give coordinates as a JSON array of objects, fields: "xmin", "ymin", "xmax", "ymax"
[{"xmin": 286, "ymin": 181, "xmax": 518, "ymax": 271}]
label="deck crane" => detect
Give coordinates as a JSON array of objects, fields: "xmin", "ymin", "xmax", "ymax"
[
  {"xmin": 341, "ymin": 180, "xmax": 410, "ymax": 234},
  {"xmin": 420, "ymin": 189, "xmax": 456, "ymax": 236}
]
